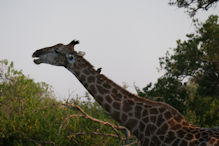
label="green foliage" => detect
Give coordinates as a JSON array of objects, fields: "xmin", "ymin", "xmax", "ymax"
[
  {"xmin": 138, "ymin": 77, "xmax": 189, "ymax": 115},
  {"xmin": 0, "ymin": 59, "xmax": 125, "ymax": 145},
  {"xmin": 139, "ymin": 15, "xmax": 219, "ymax": 127}
]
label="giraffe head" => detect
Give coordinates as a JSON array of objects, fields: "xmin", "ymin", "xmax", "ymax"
[{"xmin": 32, "ymin": 40, "xmax": 85, "ymax": 67}]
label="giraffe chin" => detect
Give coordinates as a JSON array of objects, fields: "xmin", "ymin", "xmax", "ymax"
[{"xmin": 33, "ymin": 59, "xmax": 41, "ymax": 65}]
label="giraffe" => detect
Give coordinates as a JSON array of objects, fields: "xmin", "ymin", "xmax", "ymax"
[{"xmin": 32, "ymin": 40, "xmax": 219, "ymax": 146}]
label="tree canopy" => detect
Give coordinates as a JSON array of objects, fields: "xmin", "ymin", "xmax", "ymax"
[
  {"xmin": 169, "ymin": 0, "xmax": 219, "ymax": 16},
  {"xmin": 138, "ymin": 15, "xmax": 219, "ymax": 127}
]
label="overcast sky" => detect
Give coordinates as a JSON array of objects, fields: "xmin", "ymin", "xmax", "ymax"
[{"xmin": 0, "ymin": 0, "xmax": 218, "ymax": 99}]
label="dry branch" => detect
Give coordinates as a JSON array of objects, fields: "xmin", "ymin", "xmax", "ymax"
[
  {"xmin": 61, "ymin": 103, "xmax": 133, "ymax": 143},
  {"xmin": 68, "ymin": 131, "xmax": 124, "ymax": 140},
  {"xmin": 23, "ymin": 137, "xmax": 56, "ymax": 146}
]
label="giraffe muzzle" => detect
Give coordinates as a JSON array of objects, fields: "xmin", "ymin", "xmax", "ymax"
[
  {"xmin": 32, "ymin": 49, "xmax": 44, "ymax": 58},
  {"xmin": 32, "ymin": 49, "xmax": 45, "ymax": 64}
]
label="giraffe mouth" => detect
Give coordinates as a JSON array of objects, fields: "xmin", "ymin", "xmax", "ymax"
[
  {"xmin": 33, "ymin": 58, "xmax": 41, "ymax": 64},
  {"xmin": 32, "ymin": 50, "xmax": 44, "ymax": 64},
  {"xmin": 32, "ymin": 55, "xmax": 42, "ymax": 64}
]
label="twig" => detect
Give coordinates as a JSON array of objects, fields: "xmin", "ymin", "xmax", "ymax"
[
  {"xmin": 68, "ymin": 131, "xmax": 125, "ymax": 140},
  {"xmin": 23, "ymin": 137, "xmax": 56, "ymax": 146},
  {"xmin": 124, "ymin": 139, "xmax": 141, "ymax": 146},
  {"xmin": 58, "ymin": 114, "xmax": 84, "ymax": 135}
]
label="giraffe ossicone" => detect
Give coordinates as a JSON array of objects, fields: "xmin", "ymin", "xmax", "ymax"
[{"xmin": 32, "ymin": 40, "xmax": 219, "ymax": 146}]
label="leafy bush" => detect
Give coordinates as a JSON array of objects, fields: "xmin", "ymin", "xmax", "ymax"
[{"xmin": 0, "ymin": 59, "xmax": 127, "ymax": 146}]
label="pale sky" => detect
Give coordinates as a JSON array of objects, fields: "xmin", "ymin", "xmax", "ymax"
[{"xmin": 0, "ymin": 0, "xmax": 218, "ymax": 99}]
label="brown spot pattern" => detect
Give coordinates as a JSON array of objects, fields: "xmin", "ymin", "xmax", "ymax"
[
  {"xmin": 174, "ymin": 114, "xmax": 183, "ymax": 123},
  {"xmin": 104, "ymin": 103, "xmax": 111, "ymax": 113},
  {"xmin": 151, "ymin": 136, "xmax": 161, "ymax": 145},
  {"xmin": 95, "ymin": 95, "xmax": 103, "ymax": 103},
  {"xmin": 83, "ymin": 69, "xmax": 90, "ymax": 75},
  {"xmin": 172, "ymin": 124, "xmax": 182, "ymax": 131},
  {"xmin": 112, "ymin": 111, "xmax": 120, "ymax": 122},
  {"xmin": 150, "ymin": 108, "xmax": 158, "ymax": 114},
  {"xmin": 97, "ymin": 85, "xmax": 108, "ymax": 94},
  {"xmin": 145, "ymin": 124, "xmax": 156, "ymax": 136},
  {"xmin": 139, "ymin": 121, "xmax": 145, "ymax": 130},
  {"xmin": 164, "ymin": 111, "xmax": 172, "ymax": 120},
  {"xmin": 112, "ymin": 88, "xmax": 118, "ymax": 94},
  {"xmin": 142, "ymin": 110, "xmax": 148, "ymax": 117},
  {"xmin": 105, "ymin": 95, "xmax": 112, "ymax": 103},
  {"xmin": 123, "ymin": 100, "xmax": 134, "ymax": 112},
  {"xmin": 87, "ymin": 76, "xmax": 95, "ymax": 82},
  {"xmin": 177, "ymin": 129, "xmax": 186, "ymax": 138},
  {"xmin": 121, "ymin": 114, "xmax": 128, "ymax": 122},
  {"xmin": 185, "ymin": 133, "xmax": 194, "ymax": 140},
  {"xmin": 159, "ymin": 107, "xmax": 166, "ymax": 113},
  {"xmin": 143, "ymin": 117, "xmax": 149, "ymax": 123},
  {"xmin": 135, "ymin": 105, "xmax": 142, "ymax": 119},
  {"xmin": 165, "ymin": 131, "xmax": 176, "ymax": 144},
  {"xmin": 150, "ymin": 116, "xmax": 157, "ymax": 123},
  {"xmin": 133, "ymin": 129, "xmax": 139, "ymax": 137},
  {"xmin": 126, "ymin": 119, "xmax": 138, "ymax": 130},
  {"xmin": 103, "ymin": 83, "xmax": 111, "ymax": 89},
  {"xmin": 157, "ymin": 114, "xmax": 165, "ymax": 127},
  {"xmin": 112, "ymin": 102, "xmax": 120, "ymax": 110},
  {"xmin": 80, "ymin": 74, "xmax": 86, "ymax": 83},
  {"xmin": 112, "ymin": 94, "xmax": 122, "ymax": 101},
  {"xmin": 180, "ymin": 140, "xmax": 188, "ymax": 146},
  {"xmin": 89, "ymin": 85, "xmax": 97, "ymax": 94},
  {"xmin": 172, "ymin": 139, "xmax": 180, "ymax": 145},
  {"xmin": 143, "ymin": 138, "xmax": 150, "ymax": 146},
  {"xmin": 157, "ymin": 123, "xmax": 168, "ymax": 135}
]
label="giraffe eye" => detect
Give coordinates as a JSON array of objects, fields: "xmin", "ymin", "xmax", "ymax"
[
  {"xmin": 66, "ymin": 54, "xmax": 75, "ymax": 64},
  {"xmin": 69, "ymin": 55, "xmax": 74, "ymax": 60}
]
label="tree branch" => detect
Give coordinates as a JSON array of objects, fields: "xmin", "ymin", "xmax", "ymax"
[
  {"xmin": 68, "ymin": 131, "xmax": 124, "ymax": 140},
  {"xmin": 23, "ymin": 137, "xmax": 56, "ymax": 146},
  {"xmin": 62, "ymin": 103, "xmax": 133, "ymax": 142}
]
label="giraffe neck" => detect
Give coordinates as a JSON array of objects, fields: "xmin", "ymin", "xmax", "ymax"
[{"xmin": 65, "ymin": 56, "xmax": 219, "ymax": 145}]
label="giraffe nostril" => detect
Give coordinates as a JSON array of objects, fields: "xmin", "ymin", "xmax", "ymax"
[{"xmin": 55, "ymin": 49, "xmax": 60, "ymax": 54}]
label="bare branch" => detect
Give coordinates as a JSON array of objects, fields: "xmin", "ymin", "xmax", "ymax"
[
  {"xmin": 58, "ymin": 114, "xmax": 84, "ymax": 135},
  {"xmin": 63, "ymin": 104, "xmax": 131, "ymax": 139},
  {"xmin": 124, "ymin": 139, "xmax": 141, "ymax": 146},
  {"xmin": 68, "ymin": 131, "xmax": 124, "ymax": 140},
  {"xmin": 23, "ymin": 137, "xmax": 56, "ymax": 146},
  {"xmin": 62, "ymin": 103, "xmax": 132, "ymax": 142}
]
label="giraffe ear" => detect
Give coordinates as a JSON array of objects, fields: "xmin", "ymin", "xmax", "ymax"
[
  {"xmin": 69, "ymin": 40, "xmax": 79, "ymax": 50},
  {"xmin": 69, "ymin": 40, "xmax": 79, "ymax": 45},
  {"xmin": 78, "ymin": 51, "xmax": 86, "ymax": 57}
]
